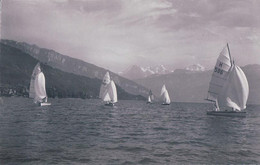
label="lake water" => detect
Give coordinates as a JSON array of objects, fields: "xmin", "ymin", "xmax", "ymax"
[{"xmin": 0, "ymin": 97, "xmax": 259, "ymax": 164}]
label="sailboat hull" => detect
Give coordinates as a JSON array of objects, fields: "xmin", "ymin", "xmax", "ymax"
[
  {"xmin": 39, "ymin": 102, "xmax": 51, "ymax": 106},
  {"xmin": 162, "ymin": 103, "xmax": 170, "ymax": 105},
  {"xmin": 206, "ymin": 111, "xmax": 246, "ymax": 117},
  {"xmin": 105, "ymin": 102, "xmax": 114, "ymax": 106}
]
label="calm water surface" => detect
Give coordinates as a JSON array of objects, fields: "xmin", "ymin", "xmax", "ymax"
[{"xmin": 0, "ymin": 97, "xmax": 259, "ymax": 164}]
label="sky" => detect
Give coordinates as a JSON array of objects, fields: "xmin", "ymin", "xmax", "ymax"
[{"xmin": 1, "ymin": 0, "xmax": 260, "ymax": 72}]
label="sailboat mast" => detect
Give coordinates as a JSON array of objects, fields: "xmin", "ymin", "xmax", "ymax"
[{"xmin": 227, "ymin": 43, "xmax": 233, "ymax": 66}]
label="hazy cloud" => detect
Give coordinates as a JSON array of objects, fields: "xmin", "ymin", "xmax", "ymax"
[{"xmin": 2, "ymin": 0, "xmax": 260, "ymax": 72}]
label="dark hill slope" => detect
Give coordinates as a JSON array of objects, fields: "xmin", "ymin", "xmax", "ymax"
[
  {"xmin": 0, "ymin": 43, "xmax": 144, "ymax": 100},
  {"xmin": 1, "ymin": 40, "xmax": 149, "ymax": 97}
]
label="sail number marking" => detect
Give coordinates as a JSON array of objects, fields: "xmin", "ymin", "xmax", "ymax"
[{"xmin": 214, "ymin": 67, "xmax": 223, "ymax": 75}]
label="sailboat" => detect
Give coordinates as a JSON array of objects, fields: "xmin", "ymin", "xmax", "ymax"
[
  {"xmin": 99, "ymin": 72, "xmax": 118, "ymax": 106},
  {"xmin": 206, "ymin": 44, "xmax": 249, "ymax": 117},
  {"xmin": 29, "ymin": 63, "xmax": 51, "ymax": 106},
  {"xmin": 147, "ymin": 89, "xmax": 154, "ymax": 104},
  {"xmin": 161, "ymin": 85, "xmax": 171, "ymax": 105}
]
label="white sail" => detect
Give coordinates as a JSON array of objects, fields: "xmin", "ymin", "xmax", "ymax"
[
  {"xmin": 99, "ymin": 84, "xmax": 108, "ymax": 100},
  {"xmin": 161, "ymin": 85, "xmax": 167, "ymax": 96},
  {"xmin": 108, "ymin": 80, "xmax": 117, "ymax": 103},
  {"xmin": 99, "ymin": 72, "xmax": 117, "ymax": 103},
  {"xmin": 147, "ymin": 96, "xmax": 151, "ymax": 103},
  {"xmin": 29, "ymin": 63, "xmax": 41, "ymax": 98},
  {"xmin": 218, "ymin": 65, "xmax": 249, "ymax": 111},
  {"xmin": 103, "ymin": 93, "xmax": 111, "ymax": 102},
  {"xmin": 29, "ymin": 63, "xmax": 48, "ymax": 103},
  {"xmin": 207, "ymin": 45, "xmax": 232, "ymax": 102},
  {"xmin": 103, "ymin": 72, "xmax": 111, "ymax": 85},
  {"xmin": 161, "ymin": 85, "xmax": 171, "ymax": 104},
  {"xmin": 99, "ymin": 71, "xmax": 110, "ymax": 99},
  {"xmin": 163, "ymin": 90, "xmax": 171, "ymax": 104},
  {"xmin": 149, "ymin": 90, "xmax": 154, "ymax": 101},
  {"xmin": 34, "ymin": 72, "xmax": 47, "ymax": 103}
]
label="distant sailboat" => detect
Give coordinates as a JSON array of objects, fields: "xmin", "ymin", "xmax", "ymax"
[
  {"xmin": 206, "ymin": 44, "xmax": 249, "ymax": 117},
  {"xmin": 161, "ymin": 85, "xmax": 170, "ymax": 105},
  {"xmin": 147, "ymin": 89, "xmax": 154, "ymax": 104},
  {"xmin": 29, "ymin": 63, "xmax": 51, "ymax": 106},
  {"xmin": 99, "ymin": 72, "xmax": 118, "ymax": 106}
]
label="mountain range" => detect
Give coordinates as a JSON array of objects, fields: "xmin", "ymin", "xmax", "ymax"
[
  {"xmin": 1, "ymin": 39, "xmax": 259, "ymax": 104},
  {"xmin": 120, "ymin": 65, "xmax": 172, "ymax": 80},
  {"xmin": 135, "ymin": 64, "xmax": 260, "ymax": 105},
  {"xmin": 1, "ymin": 40, "xmax": 149, "ymax": 97},
  {"xmin": 120, "ymin": 64, "xmax": 206, "ymax": 80},
  {"xmin": 0, "ymin": 42, "xmax": 145, "ymax": 100}
]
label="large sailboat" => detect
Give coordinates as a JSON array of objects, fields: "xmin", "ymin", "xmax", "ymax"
[
  {"xmin": 147, "ymin": 89, "xmax": 154, "ymax": 104},
  {"xmin": 99, "ymin": 72, "xmax": 118, "ymax": 106},
  {"xmin": 206, "ymin": 44, "xmax": 249, "ymax": 117},
  {"xmin": 161, "ymin": 84, "xmax": 171, "ymax": 105},
  {"xmin": 29, "ymin": 63, "xmax": 51, "ymax": 106}
]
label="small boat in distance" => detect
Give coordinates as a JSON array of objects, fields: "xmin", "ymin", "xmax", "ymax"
[
  {"xmin": 147, "ymin": 90, "xmax": 154, "ymax": 104},
  {"xmin": 99, "ymin": 72, "xmax": 118, "ymax": 106},
  {"xmin": 161, "ymin": 85, "xmax": 171, "ymax": 105},
  {"xmin": 29, "ymin": 63, "xmax": 51, "ymax": 106},
  {"xmin": 206, "ymin": 44, "xmax": 249, "ymax": 117}
]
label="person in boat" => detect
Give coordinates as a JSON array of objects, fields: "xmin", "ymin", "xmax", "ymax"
[
  {"xmin": 214, "ymin": 101, "xmax": 219, "ymax": 111},
  {"xmin": 214, "ymin": 105, "xmax": 218, "ymax": 111},
  {"xmin": 34, "ymin": 97, "xmax": 47, "ymax": 104},
  {"xmin": 43, "ymin": 96, "xmax": 47, "ymax": 103}
]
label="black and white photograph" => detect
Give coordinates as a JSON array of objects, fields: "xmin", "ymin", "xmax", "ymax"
[{"xmin": 0, "ymin": 0, "xmax": 260, "ymax": 164}]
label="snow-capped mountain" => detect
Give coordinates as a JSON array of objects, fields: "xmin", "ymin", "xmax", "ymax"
[
  {"xmin": 185, "ymin": 64, "xmax": 205, "ymax": 72},
  {"xmin": 120, "ymin": 65, "xmax": 171, "ymax": 80},
  {"xmin": 147, "ymin": 65, "xmax": 170, "ymax": 75}
]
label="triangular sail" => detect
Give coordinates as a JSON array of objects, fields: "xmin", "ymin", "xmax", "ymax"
[
  {"xmin": 99, "ymin": 72, "xmax": 117, "ymax": 103},
  {"xmin": 29, "ymin": 63, "xmax": 41, "ymax": 98},
  {"xmin": 99, "ymin": 71, "xmax": 111, "ymax": 99},
  {"xmin": 207, "ymin": 45, "xmax": 232, "ymax": 102},
  {"xmin": 147, "ymin": 96, "xmax": 151, "ymax": 103},
  {"xmin": 103, "ymin": 93, "xmax": 111, "ymax": 102},
  {"xmin": 29, "ymin": 63, "xmax": 48, "ymax": 103},
  {"xmin": 163, "ymin": 90, "xmax": 171, "ymax": 104},
  {"xmin": 108, "ymin": 80, "xmax": 117, "ymax": 103},
  {"xmin": 103, "ymin": 72, "xmax": 111, "ymax": 85},
  {"xmin": 99, "ymin": 84, "xmax": 108, "ymax": 100},
  {"xmin": 161, "ymin": 85, "xmax": 167, "ymax": 96},
  {"xmin": 149, "ymin": 90, "xmax": 154, "ymax": 101},
  {"xmin": 34, "ymin": 72, "xmax": 47, "ymax": 103},
  {"xmin": 161, "ymin": 85, "xmax": 171, "ymax": 104},
  {"xmin": 218, "ymin": 65, "xmax": 249, "ymax": 111}
]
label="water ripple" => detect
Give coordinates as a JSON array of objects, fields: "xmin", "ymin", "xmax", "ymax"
[{"xmin": 0, "ymin": 98, "xmax": 259, "ymax": 164}]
